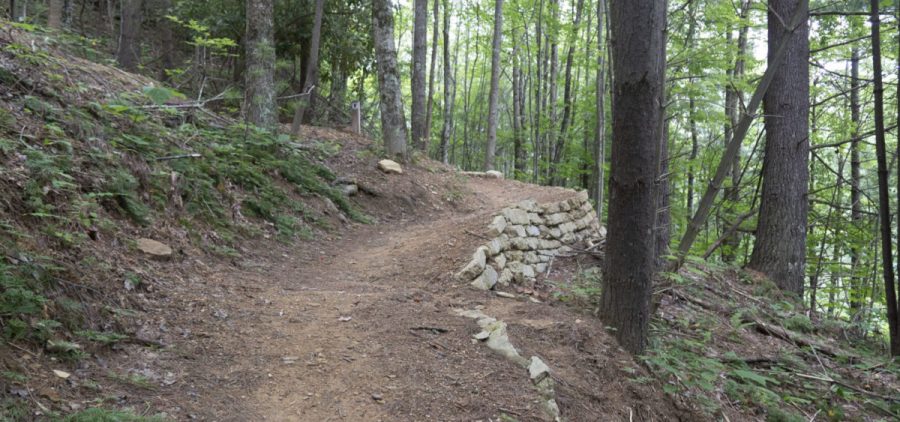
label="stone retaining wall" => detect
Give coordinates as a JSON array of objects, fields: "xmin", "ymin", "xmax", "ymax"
[{"xmin": 457, "ymin": 190, "xmax": 603, "ymax": 290}]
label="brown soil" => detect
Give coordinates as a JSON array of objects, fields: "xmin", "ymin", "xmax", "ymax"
[{"xmin": 4, "ymin": 129, "xmax": 694, "ymax": 421}]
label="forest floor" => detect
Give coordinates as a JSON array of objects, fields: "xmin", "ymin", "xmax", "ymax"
[{"xmin": 76, "ymin": 132, "xmax": 693, "ymax": 421}]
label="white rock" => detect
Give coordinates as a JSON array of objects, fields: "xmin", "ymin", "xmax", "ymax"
[
  {"xmin": 504, "ymin": 225, "xmax": 528, "ymax": 237},
  {"xmin": 487, "ymin": 215, "xmax": 508, "ymax": 237},
  {"xmin": 494, "ymin": 254, "xmax": 507, "ymax": 270},
  {"xmin": 525, "ymin": 226, "xmax": 541, "ymax": 237},
  {"xmin": 377, "ymin": 159, "xmax": 403, "ymax": 174},
  {"xmin": 521, "ymin": 265, "xmax": 536, "ymax": 279},
  {"xmin": 545, "ymin": 213, "xmax": 569, "ymax": 226},
  {"xmin": 517, "ymin": 199, "xmax": 539, "ymax": 212},
  {"xmin": 535, "ymin": 263, "xmax": 548, "ymax": 273},
  {"xmin": 471, "ymin": 265, "xmax": 498, "ymax": 290},
  {"xmin": 485, "ymin": 170, "xmax": 504, "ymax": 179},
  {"xmin": 456, "ymin": 247, "xmax": 487, "ymax": 281},
  {"xmin": 136, "ymin": 238, "xmax": 173, "ymax": 259},
  {"xmin": 498, "ymin": 268, "xmax": 514, "ymax": 285},
  {"xmin": 501, "ymin": 208, "xmax": 531, "ymax": 225},
  {"xmin": 529, "ymin": 356, "xmax": 551, "ymax": 381}
]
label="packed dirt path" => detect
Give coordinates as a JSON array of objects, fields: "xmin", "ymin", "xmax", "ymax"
[
  {"xmin": 147, "ymin": 178, "xmax": 575, "ymax": 421},
  {"xmin": 133, "ymin": 169, "xmax": 690, "ymax": 422}
]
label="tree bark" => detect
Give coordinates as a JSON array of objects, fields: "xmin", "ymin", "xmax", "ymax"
[
  {"xmin": 373, "ymin": 0, "xmax": 409, "ymax": 160},
  {"xmin": 555, "ymin": 0, "xmax": 585, "ymax": 183},
  {"xmin": 747, "ymin": 0, "xmax": 810, "ymax": 296},
  {"xmin": 512, "ymin": 37, "xmax": 525, "ymax": 176},
  {"xmin": 116, "ymin": 0, "xmax": 143, "ymax": 71},
  {"xmin": 243, "ymin": 0, "xmax": 277, "ymax": 129},
  {"xmin": 482, "ymin": 0, "xmax": 503, "ymax": 171},
  {"xmin": 722, "ymin": 0, "xmax": 751, "ymax": 262},
  {"xmin": 291, "ymin": 0, "xmax": 325, "ymax": 133},
  {"xmin": 868, "ymin": 0, "xmax": 900, "ymax": 356},
  {"xmin": 593, "ymin": 0, "xmax": 608, "ymax": 222},
  {"xmin": 48, "ymin": 0, "xmax": 63, "ymax": 28},
  {"xmin": 425, "ymin": 0, "xmax": 439, "ymax": 149},
  {"xmin": 599, "ymin": 0, "xmax": 666, "ymax": 355},
  {"xmin": 158, "ymin": 0, "xmax": 175, "ymax": 82},
  {"xmin": 439, "ymin": 0, "xmax": 453, "ymax": 164},
  {"xmin": 411, "ymin": 0, "xmax": 428, "ymax": 151},
  {"xmin": 849, "ymin": 48, "xmax": 863, "ymax": 316}
]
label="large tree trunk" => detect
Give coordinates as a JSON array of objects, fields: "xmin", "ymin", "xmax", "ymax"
[
  {"xmin": 868, "ymin": 0, "xmax": 900, "ymax": 357},
  {"xmin": 48, "ymin": 0, "xmax": 63, "ymax": 28},
  {"xmin": 373, "ymin": 0, "xmax": 409, "ymax": 160},
  {"xmin": 482, "ymin": 0, "xmax": 503, "ymax": 171},
  {"xmin": 291, "ymin": 0, "xmax": 325, "ymax": 133},
  {"xmin": 439, "ymin": 0, "xmax": 453, "ymax": 164},
  {"xmin": 747, "ymin": 0, "xmax": 810, "ymax": 296},
  {"xmin": 599, "ymin": 0, "xmax": 666, "ymax": 355},
  {"xmin": 116, "ymin": 0, "xmax": 142, "ymax": 71},
  {"xmin": 411, "ymin": 0, "xmax": 428, "ymax": 151},
  {"xmin": 243, "ymin": 0, "xmax": 277, "ymax": 129}
]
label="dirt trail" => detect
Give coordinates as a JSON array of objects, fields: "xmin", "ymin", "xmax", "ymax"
[{"xmin": 146, "ymin": 178, "xmax": 577, "ymax": 421}]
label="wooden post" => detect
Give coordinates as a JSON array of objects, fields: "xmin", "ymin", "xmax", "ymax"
[{"xmin": 350, "ymin": 101, "xmax": 362, "ymax": 134}]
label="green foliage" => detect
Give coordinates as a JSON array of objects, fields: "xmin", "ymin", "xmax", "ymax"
[
  {"xmin": 58, "ymin": 408, "xmax": 168, "ymax": 422},
  {"xmin": 76, "ymin": 330, "xmax": 128, "ymax": 345}
]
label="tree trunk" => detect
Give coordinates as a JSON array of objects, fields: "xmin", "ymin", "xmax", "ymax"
[
  {"xmin": 373, "ymin": 0, "xmax": 409, "ymax": 160},
  {"xmin": 291, "ymin": 0, "xmax": 325, "ymax": 133},
  {"xmin": 482, "ymin": 0, "xmax": 503, "ymax": 171},
  {"xmin": 116, "ymin": 0, "xmax": 142, "ymax": 71},
  {"xmin": 593, "ymin": 0, "xmax": 607, "ymax": 222},
  {"xmin": 48, "ymin": 0, "xmax": 63, "ymax": 28},
  {"xmin": 243, "ymin": 0, "xmax": 277, "ymax": 129},
  {"xmin": 849, "ymin": 48, "xmax": 863, "ymax": 316},
  {"xmin": 512, "ymin": 38, "xmax": 525, "ymax": 177},
  {"xmin": 439, "ymin": 0, "xmax": 453, "ymax": 164},
  {"xmin": 158, "ymin": 0, "xmax": 175, "ymax": 82},
  {"xmin": 722, "ymin": 0, "xmax": 751, "ymax": 263},
  {"xmin": 411, "ymin": 0, "xmax": 428, "ymax": 151},
  {"xmin": 748, "ymin": 0, "xmax": 810, "ymax": 296},
  {"xmin": 555, "ymin": 0, "xmax": 585, "ymax": 183},
  {"xmin": 9, "ymin": 0, "xmax": 25, "ymax": 21},
  {"xmin": 425, "ymin": 0, "xmax": 439, "ymax": 149},
  {"xmin": 868, "ymin": 0, "xmax": 900, "ymax": 356},
  {"xmin": 599, "ymin": 0, "xmax": 666, "ymax": 355}
]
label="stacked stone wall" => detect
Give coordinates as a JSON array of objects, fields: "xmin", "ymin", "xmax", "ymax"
[{"xmin": 457, "ymin": 190, "xmax": 602, "ymax": 290}]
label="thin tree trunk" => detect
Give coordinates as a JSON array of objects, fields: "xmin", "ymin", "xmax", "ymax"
[
  {"xmin": 291, "ymin": 0, "xmax": 325, "ymax": 133},
  {"xmin": 158, "ymin": 0, "xmax": 175, "ymax": 82},
  {"xmin": 483, "ymin": 0, "xmax": 503, "ymax": 171},
  {"xmin": 748, "ymin": 0, "xmax": 810, "ymax": 296},
  {"xmin": 48, "ymin": 0, "xmax": 63, "ymax": 28},
  {"xmin": 411, "ymin": 0, "xmax": 428, "ymax": 151},
  {"xmin": 512, "ymin": 38, "xmax": 524, "ymax": 176},
  {"xmin": 849, "ymin": 48, "xmax": 863, "ymax": 316},
  {"xmin": 425, "ymin": 0, "xmax": 439, "ymax": 150},
  {"xmin": 593, "ymin": 0, "xmax": 606, "ymax": 222},
  {"xmin": 116, "ymin": 0, "xmax": 142, "ymax": 71},
  {"xmin": 868, "ymin": 0, "xmax": 900, "ymax": 356},
  {"xmin": 599, "ymin": 0, "xmax": 666, "ymax": 355},
  {"xmin": 722, "ymin": 0, "xmax": 751, "ymax": 262},
  {"xmin": 373, "ymin": 0, "xmax": 409, "ymax": 160},
  {"xmin": 555, "ymin": 0, "xmax": 585, "ymax": 184},
  {"xmin": 439, "ymin": 0, "xmax": 453, "ymax": 164}
]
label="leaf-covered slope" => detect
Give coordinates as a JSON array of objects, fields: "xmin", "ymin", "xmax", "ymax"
[
  {"xmin": 648, "ymin": 259, "xmax": 900, "ymax": 421},
  {"xmin": 0, "ymin": 22, "xmax": 365, "ymax": 417}
]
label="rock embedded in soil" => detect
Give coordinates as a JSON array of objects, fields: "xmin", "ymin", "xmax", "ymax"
[
  {"xmin": 136, "ymin": 238, "xmax": 173, "ymax": 259},
  {"xmin": 377, "ymin": 159, "xmax": 403, "ymax": 174}
]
